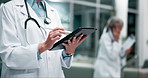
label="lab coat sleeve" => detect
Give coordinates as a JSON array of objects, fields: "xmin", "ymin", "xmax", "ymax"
[
  {"xmin": 101, "ymin": 34, "xmax": 122, "ymax": 61},
  {"xmin": 60, "ymin": 50, "xmax": 73, "ymax": 69},
  {"xmin": 0, "ymin": 4, "xmax": 40, "ymax": 70}
]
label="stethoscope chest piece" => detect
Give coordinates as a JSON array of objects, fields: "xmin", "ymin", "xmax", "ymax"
[{"xmin": 44, "ymin": 17, "xmax": 51, "ymax": 24}]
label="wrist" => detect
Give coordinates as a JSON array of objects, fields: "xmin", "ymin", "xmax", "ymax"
[
  {"xmin": 62, "ymin": 51, "xmax": 72, "ymax": 58},
  {"xmin": 38, "ymin": 43, "xmax": 47, "ymax": 54},
  {"xmin": 65, "ymin": 50, "xmax": 75, "ymax": 56}
]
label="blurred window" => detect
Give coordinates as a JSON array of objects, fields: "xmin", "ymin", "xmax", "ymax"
[
  {"xmin": 128, "ymin": 13, "xmax": 136, "ymax": 35},
  {"xmin": 47, "ymin": 1, "xmax": 71, "ymax": 30},
  {"xmin": 0, "ymin": 0, "xmax": 10, "ymax": 4},
  {"xmin": 128, "ymin": 0, "xmax": 138, "ymax": 9},
  {"xmin": 74, "ymin": 0, "xmax": 96, "ymax": 3},
  {"xmin": 99, "ymin": 9, "xmax": 113, "ymax": 38},
  {"xmin": 126, "ymin": 13, "xmax": 137, "ymax": 64},
  {"xmin": 126, "ymin": 0, "xmax": 138, "ymax": 67},
  {"xmin": 101, "ymin": 0, "xmax": 114, "ymax": 6},
  {"xmin": 73, "ymin": 4, "xmax": 96, "ymax": 58}
]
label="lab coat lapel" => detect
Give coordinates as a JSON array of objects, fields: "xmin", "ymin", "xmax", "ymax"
[
  {"xmin": 13, "ymin": 0, "xmax": 27, "ymax": 15},
  {"xmin": 45, "ymin": 1, "xmax": 54, "ymax": 17},
  {"xmin": 13, "ymin": 0, "xmax": 24, "ymax": 6},
  {"xmin": 14, "ymin": 0, "xmax": 45, "ymax": 27}
]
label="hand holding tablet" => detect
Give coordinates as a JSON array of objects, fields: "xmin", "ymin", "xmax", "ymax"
[{"xmin": 50, "ymin": 27, "xmax": 97, "ymax": 50}]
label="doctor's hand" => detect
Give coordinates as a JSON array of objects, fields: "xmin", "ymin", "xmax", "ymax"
[
  {"xmin": 38, "ymin": 28, "xmax": 66, "ymax": 54},
  {"xmin": 62, "ymin": 34, "xmax": 87, "ymax": 56}
]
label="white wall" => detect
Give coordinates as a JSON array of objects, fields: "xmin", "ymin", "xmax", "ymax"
[
  {"xmin": 138, "ymin": 0, "xmax": 148, "ymax": 67},
  {"xmin": 115, "ymin": 0, "xmax": 128, "ymax": 38}
]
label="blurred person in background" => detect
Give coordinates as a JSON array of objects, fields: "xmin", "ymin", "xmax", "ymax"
[{"xmin": 93, "ymin": 17, "xmax": 132, "ymax": 78}]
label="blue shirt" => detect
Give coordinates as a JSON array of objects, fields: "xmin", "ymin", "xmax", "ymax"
[{"xmin": 26, "ymin": 0, "xmax": 46, "ymax": 23}]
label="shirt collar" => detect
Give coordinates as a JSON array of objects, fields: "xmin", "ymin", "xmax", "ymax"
[
  {"xmin": 26, "ymin": 0, "xmax": 35, "ymax": 7},
  {"xmin": 26, "ymin": 0, "xmax": 45, "ymax": 8}
]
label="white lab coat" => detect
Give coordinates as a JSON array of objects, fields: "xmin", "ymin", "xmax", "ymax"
[
  {"xmin": 93, "ymin": 30, "xmax": 125, "ymax": 78},
  {"xmin": 0, "ymin": 0, "xmax": 73, "ymax": 78}
]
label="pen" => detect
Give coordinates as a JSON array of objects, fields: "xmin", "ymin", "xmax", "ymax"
[{"xmin": 45, "ymin": 28, "xmax": 72, "ymax": 34}]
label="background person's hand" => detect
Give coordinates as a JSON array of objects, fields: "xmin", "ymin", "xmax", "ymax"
[
  {"xmin": 113, "ymin": 30, "xmax": 120, "ymax": 42},
  {"xmin": 62, "ymin": 34, "xmax": 87, "ymax": 56},
  {"xmin": 112, "ymin": 24, "xmax": 122, "ymax": 42},
  {"xmin": 125, "ymin": 48, "xmax": 133, "ymax": 55},
  {"xmin": 38, "ymin": 28, "xmax": 66, "ymax": 54}
]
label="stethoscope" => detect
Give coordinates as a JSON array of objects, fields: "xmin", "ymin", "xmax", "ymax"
[{"xmin": 24, "ymin": 0, "xmax": 51, "ymax": 44}]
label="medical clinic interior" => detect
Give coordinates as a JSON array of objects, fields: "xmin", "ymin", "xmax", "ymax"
[{"xmin": 0, "ymin": 0, "xmax": 148, "ymax": 78}]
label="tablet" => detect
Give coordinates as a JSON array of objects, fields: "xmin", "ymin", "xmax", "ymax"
[{"xmin": 50, "ymin": 27, "xmax": 97, "ymax": 50}]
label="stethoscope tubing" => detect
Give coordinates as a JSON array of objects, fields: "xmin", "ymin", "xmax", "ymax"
[
  {"xmin": 24, "ymin": 17, "xmax": 40, "ymax": 29},
  {"xmin": 24, "ymin": 0, "xmax": 48, "ymax": 45}
]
